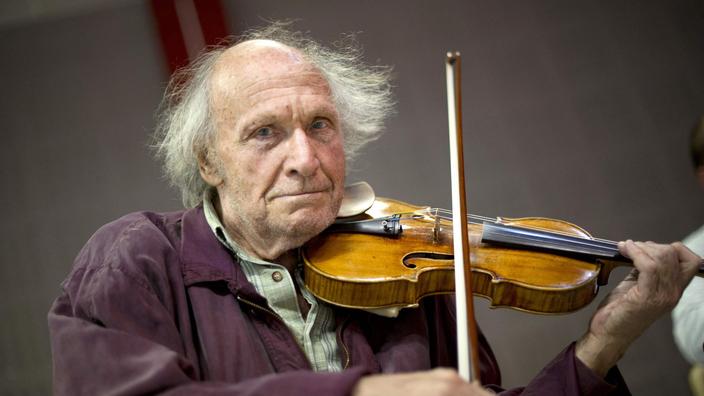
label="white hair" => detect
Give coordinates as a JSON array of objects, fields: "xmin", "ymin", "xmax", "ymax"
[{"xmin": 153, "ymin": 23, "xmax": 394, "ymax": 207}]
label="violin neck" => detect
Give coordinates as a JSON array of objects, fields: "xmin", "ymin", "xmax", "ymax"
[
  {"xmin": 482, "ymin": 221, "xmax": 704, "ymax": 282},
  {"xmin": 481, "ymin": 221, "xmax": 634, "ymax": 286},
  {"xmin": 481, "ymin": 221, "xmax": 628, "ymax": 261}
]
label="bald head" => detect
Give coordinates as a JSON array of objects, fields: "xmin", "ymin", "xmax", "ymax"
[
  {"xmin": 218, "ymin": 39, "xmax": 306, "ymax": 68},
  {"xmin": 208, "ymin": 40, "xmax": 333, "ymax": 136},
  {"xmin": 211, "ymin": 40, "xmax": 326, "ymax": 96}
]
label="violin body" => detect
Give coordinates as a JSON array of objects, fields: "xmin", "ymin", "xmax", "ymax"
[{"xmin": 303, "ymin": 197, "xmax": 627, "ymax": 314}]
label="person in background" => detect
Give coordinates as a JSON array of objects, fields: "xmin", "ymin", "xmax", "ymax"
[{"xmin": 673, "ymin": 116, "xmax": 704, "ymax": 368}]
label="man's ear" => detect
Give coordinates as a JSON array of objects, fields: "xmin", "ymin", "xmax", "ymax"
[
  {"xmin": 198, "ymin": 149, "xmax": 223, "ymax": 187},
  {"xmin": 697, "ymin": 166, "xmax": 704, "ymax": 190}
]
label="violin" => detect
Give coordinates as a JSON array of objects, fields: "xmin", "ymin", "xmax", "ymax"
[{"xmin": 302, "ymin": 196, "xmax": 632, "ymax": 315}]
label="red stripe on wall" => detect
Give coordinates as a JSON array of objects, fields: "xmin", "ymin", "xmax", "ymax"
[
  {"xmin": 151, "ymin": 0, "xmax": 230, "ymax": 76},
  {"xmin": 150, "ymin": 0, "xmax": 189, "ymax": 74},
  {"xmin": 193, "ymin": 0, "xmax": 230, "ymax": 47}
]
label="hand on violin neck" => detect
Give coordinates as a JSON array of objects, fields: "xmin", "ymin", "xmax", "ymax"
[
  {"xmin": 352, "ymin": 368, "xmax": 492, "ymax": 396},
  {"xmin": 576, "ymin": 240, "xmax": 702, "ymax": 376}
]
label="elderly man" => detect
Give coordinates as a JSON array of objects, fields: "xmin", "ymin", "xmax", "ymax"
[{"xmin": 49, "ymin": 26, "xmax": 701, "ymax": 395}]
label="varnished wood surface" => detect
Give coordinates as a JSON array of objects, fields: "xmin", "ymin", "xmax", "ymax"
[{"xmin": 303, "ymin": 197, "xmax": 604, "ymax": 314}]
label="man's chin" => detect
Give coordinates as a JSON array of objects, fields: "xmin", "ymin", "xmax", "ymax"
[
  {"xmin": 269, "ymin": 195, "xmax": 342, "ymax": 237},
  {"xmin": 284, "ymin": 209, "xmax": 336, "ymax": 238}
]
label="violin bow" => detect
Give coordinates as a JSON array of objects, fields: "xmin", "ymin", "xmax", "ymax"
[{"xmin": 445, "ymin": 51, "xmax": 482, "ymax": 382}]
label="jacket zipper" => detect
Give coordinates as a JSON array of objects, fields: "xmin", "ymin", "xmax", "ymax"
[
  {"xmin": 336, "ymin": 316, "xmax": 351, "ymax": 369},
  {"xmin": 236, "ymin": 294, "xmax": 350, "ymax": 371},
  {"xmin": 235, "ymin": 295, "xmax": 312, "ymax": 369}
]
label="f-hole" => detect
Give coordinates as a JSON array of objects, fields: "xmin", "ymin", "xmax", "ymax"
[{"xmin": 403, "ymin": 252, "xmax": 455, "ymax": 269}]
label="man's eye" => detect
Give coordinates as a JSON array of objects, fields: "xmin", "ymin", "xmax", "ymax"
[
  {"xmin": 311, "ymin": 119, "xmax": 329, "ymax": 130},
  {"xmin": 254, "ymin": 127, "xmax": 274, "ymax": 138}
]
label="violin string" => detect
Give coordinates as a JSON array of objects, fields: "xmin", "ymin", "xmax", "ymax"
[
  {"xmin": 440, "ymin": 215, "xmax": 621, "ymax": 253},
  {"xmin": 398, "ymin": 213, "xmax": 621, "ymax": 256},
  {"xmin": 429, "ymin": 208, "xmax": 495, "ymax": 223},
  {"xmin": 426, "ymin": 207, "xmax": 620, "ymax": 248},
  {"xmin": 431, "ymin": 208, "xmax": 618, "ymax": 244},
  {"xmin": 399, "ymin": 206, "xmax": 617, "ymax": 248}
]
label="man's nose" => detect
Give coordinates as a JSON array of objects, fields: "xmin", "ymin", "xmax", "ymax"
[{"xmin": 285, "ymin": 128, "xmax": 320, "ymax": 178}]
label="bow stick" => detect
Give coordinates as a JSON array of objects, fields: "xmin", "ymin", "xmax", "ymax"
[{"xmin": 445, "ymin": 51, "xmax": 481, "ymax": 382}]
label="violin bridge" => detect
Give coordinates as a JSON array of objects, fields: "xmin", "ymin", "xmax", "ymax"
[{"xmin": 433, "ymin": 208, "xmax": 440, "ymax": 243}]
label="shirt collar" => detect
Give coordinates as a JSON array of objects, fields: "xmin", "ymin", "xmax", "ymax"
[{"xmin": 202, "ymin": 188, "xmax": 275, "ymax": 266}]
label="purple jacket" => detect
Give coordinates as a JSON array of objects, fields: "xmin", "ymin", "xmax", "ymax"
[{"xmin": 48, "ymin": 207, "xmax": 629, "ymax": 395}]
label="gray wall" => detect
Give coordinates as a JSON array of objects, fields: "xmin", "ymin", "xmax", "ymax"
[{"xmin": 1, "ymin": 1, "xmax": 703, "ymax": 395}]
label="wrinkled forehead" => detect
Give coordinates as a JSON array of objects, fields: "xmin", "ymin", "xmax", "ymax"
[{"xmin": 210, "ymin": 40, "xmax": 331, "ymax": 101}]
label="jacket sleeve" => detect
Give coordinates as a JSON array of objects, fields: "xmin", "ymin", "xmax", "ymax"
[
  {"xmin": 485, "ymin": 342, "xmax": 630, "ymax": 396},
  {"xmin": 427, "ymin": 295, "xmax": 631, "ymax": 395},
  {"xmin": 47, "ymin": 217, "xmax": 367, "ymax": 396},
  {"xmin": 48, "ymin": 266, "xmax": 368, "ymax": 396}
]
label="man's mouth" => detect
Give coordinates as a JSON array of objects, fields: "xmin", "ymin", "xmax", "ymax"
[{"xmin": 272, "ymin": 188, "xmax": 330, "ymax": 199}]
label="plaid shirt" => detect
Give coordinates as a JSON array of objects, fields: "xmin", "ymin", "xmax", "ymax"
[{"xmin": 203, "ymin": 190, "xmax": 342, "ymax": 372}]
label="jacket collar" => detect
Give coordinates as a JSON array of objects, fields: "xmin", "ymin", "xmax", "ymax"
[{"xmin": 179, "ymin": 206, "xmax": 261, "ymax": 300}]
